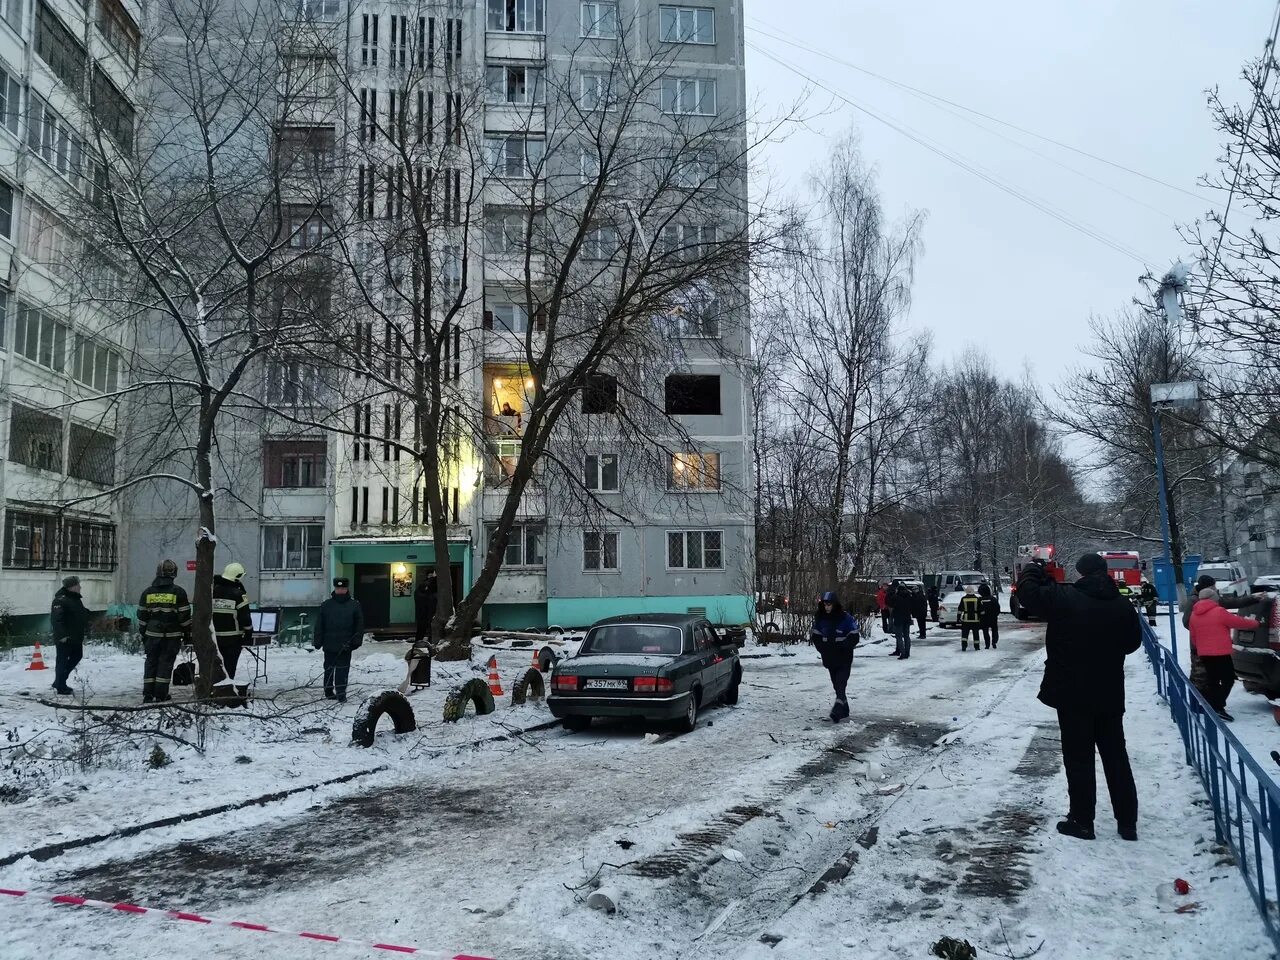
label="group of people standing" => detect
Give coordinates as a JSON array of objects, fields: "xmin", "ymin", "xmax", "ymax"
[{"xmin": 955, "ymin": 584, "xmax": 1001, "ymax": 651}]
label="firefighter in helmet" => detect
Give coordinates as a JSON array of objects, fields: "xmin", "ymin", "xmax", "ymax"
[{"xmin": 136, "ymin": 559, "xmax": 192, "ymax": 702}]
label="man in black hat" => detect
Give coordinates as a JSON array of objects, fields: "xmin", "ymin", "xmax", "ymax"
[
  {"xmin": 50, "ymin": 575, "xmax": 91, "ymax": 695},
  {"xmin": 313, "ymin": 577, "xmax": 365, "ymax": 702},
  {"xmin": 1016, "ymin": 552, "xmax": 1142, "ymax": 842}
]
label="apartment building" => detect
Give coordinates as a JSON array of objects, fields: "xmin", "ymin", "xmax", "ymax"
[
  {"xmin": 0, "ymin": 0, "xmax": 139, "ymax": 629},
  {"xmin": 1223, "ymin": 449, "xmax": 1280, "ymax": 579},
  {"xmin": 119, "ymin": 0, "xmax": 753, "ymax": 633}
]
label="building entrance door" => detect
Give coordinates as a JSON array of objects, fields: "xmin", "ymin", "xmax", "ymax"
[{"xmin": 354, "ymin": 564, "xmax": 391, "ymax": 628}]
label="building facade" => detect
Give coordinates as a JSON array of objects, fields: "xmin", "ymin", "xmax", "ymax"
[
  {"xmin": 117, "ymin": 0, "xmax": 754, "ymax": 634},
  {"xmin": 0, "ymin": 0, "xmax": 139, "ymax": 629},
  {"xmin": 1223, "ymin": 449, "xmax": 1280, "ymax": 579}
]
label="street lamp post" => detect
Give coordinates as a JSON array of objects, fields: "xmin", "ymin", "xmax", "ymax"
[{"xmin": 1149, "ymin": 397, "xmax": 1181, "ymax": 665}]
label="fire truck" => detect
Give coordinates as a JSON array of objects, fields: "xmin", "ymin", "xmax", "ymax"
[
  {"xmin": 1008, "ymin": 545, "xmax": 1065, "ymax": 621},
  {"xmin": 1098, "ymin": 550, "xmax": 1143, "ymax": 588}
]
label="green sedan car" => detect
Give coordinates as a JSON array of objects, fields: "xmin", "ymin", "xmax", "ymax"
[{"xmin": 548, "ymin": 614, "xmax": 742, "ymax": 733}]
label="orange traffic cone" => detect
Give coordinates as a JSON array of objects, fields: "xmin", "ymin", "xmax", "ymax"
[
  {"xmin": 530, "ymin": 647, "xmax": 541, "ymax": 670},
  {"xmin": 27, "ymin": 642, "xmax": 48, "ymax": 671},
  {"xmin": 487, "ymin": 655, "xmax": 504, "ymax": 697}
]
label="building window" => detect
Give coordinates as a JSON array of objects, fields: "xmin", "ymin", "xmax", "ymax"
[
  {"xmin": 485, "ymin": 211, "xmax": 536, "ymax": 257},
  {"xmin": 583, "ymin": 530, "xmax": 619, "ymax": 571},
  {"xmin": 72, "ymin": 334, "xmax": 121, "ymax": 392},
  {"xmin": 14, "ymin": 302, "xmax": 68, "ymax": 371},
  {"xmin": 286, "ymin": 0, "xmax": 340, "ymax": 20},
  {"xmin": 21, "ymin": 196, "xmax": 72, "ymax": 268},
  {"xmin": 578, "ymin": 72, "xmax": 616, "ymax": 111},
  {"xmin": 0, "ymin": 180, "xmax": 10, "ymax": 238},
  {"xmin": 3, "ymin": 509, "xmax": 58, "ymax": 568},
  {"xmin": 361, "ymin": 13, "xmax": 379, "ymax": 67},
  {"xmin": 264, "ymin": 439, "xmax": 327, "ymax": 488},
  {"xmin": 486, "ymin": 64, "xmax": 543, "ymax": 105},
  {"xmin": 98, "ymin": 0, "xmax": 140, "ymax": 67},
  {"xmin": 669, "ymin": 451, "xmax": 720, "ymax": 490},
  {"xmin": 286, "ymin": 55, "xmax": 336, "ymax": 101},
  {"xmin": 26, "ymin": 97, "xmax": 84, "ymax": 182},
  {"xmin": 484, "ymin": 134, "xmax": 544, "ymax": 179},
  {"xmin": 283, "ymin": 204, "xmax": 331, "ymax": 248},
  {"xmin": 487, "ymin": 302, "xmax": 531, "ymax": 334},
  {"xmin": 489, "ymin": 522, "xmax": 545, "ymax": 567},
  {"xmin": 487, "ymin": 0, "xmax": 544, "ymax": 33},
  {"xmin": 673, "ymin": 151, "xmax": 718, "ymax": 190},
  {"xmin": 665, "ymin": 374, "xmax": 720, "ymax": 415},
  {"xmin": 660, "ymin": 222, "xmax": 718, "ymax": 261},
  {"xmin": 8, "ymin": 403, "xmax": 63, "ymax": 472},
  {"xmin": 673, "ymin": 296, "xmax": 721, "ymax": 338},
  {"xmin": 660, "ymin": 76, "xmax": 717, "ymax": 116},
  {"xmin": 67, "ymin": 424, "xmax": 116, "ymax": 485},
  {"xmin": 0, "ymin": 67, "xmax": 20, "ymax": 138},
  {"xmin": 266, "ymin": 358, "xmax": 318, "ymax": 406},
  {"xmin": 580, "ymin": 1, "xmax": 616, "ymax": 38},
  {"xmin": 35, "ymin": 2, "xmax": 85, "ymax": 92},
  {"xmin": 486, "ymin": 438, "xmax": 521, "ymax": 485},
  {"xmin": 582, "ymin": 373, "xmax": 617, "ymax": 414},
  {"xmin": 660, "ymin": 5, "xmax": 715, "ymax": 44},
  {"xmin": 90, "ymin": 65, "xmax": 134, "ymax": 153},
  {"xmin": 0, "ymin": 0, "xmax": 22, "ymax": 34},
  {"xmin": 582, "ymin": 225, "xmax": 620, "ymax": 261},
  {"xmin": 278, "ymin": 125, "xmax": 335, "ymax": 173},
  {"xmin": 667, "ymin": 529, "xmax": 723, "ymax": 570},
  {"xmin": 262, "ymin": 523, "xmax": 325, "ymax": 570},
  {"xmin": 61, "ymin": 518, "xmax": 117, "ymax": 570},
  {"xmin": 585, "ymin": 453, "xmax": 618, "ymax": 492}
]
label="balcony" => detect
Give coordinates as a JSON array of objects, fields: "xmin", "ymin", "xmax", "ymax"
[
  {"xmin": 483, "ymin": 362, "xmax": 535, "ymax": 438},
  {"xmin": 482, "ymin": 485, "xmax": 545, "ymax": 520}
]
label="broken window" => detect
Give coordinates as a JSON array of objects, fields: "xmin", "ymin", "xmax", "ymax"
[
  {"xmin": 9, "ymin": 403, "xmax": 62, "ymax": 472},
  {"xmin": 3, "ymin": 508, "xmax": 58, "ymax": 568},
  {"xmin": 582, "ymin": 373, "xmax": 617, "ymax": 414},
  {"xmin": 664, "ymin": 374, "xmax": 720, "ymax": 415},
  {"xmin": 67, "ymin": 424, "xmax": 116, "ymax": 486}
]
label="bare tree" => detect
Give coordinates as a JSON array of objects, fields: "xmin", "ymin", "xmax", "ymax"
[
  {"xmin": 770, "ymin": 133, "xmax": 927, "ymax": 585},
  {"xmin": 65, "ymin": 0, "xmax": 342, "ymax": 696}
]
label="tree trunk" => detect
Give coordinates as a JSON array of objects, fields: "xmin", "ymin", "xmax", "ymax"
[{"xmin": 191, "ymin": 418, "xmax": 227, "ymax": 699}]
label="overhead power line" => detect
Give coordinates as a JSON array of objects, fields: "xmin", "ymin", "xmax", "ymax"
[
  {"xmin": 746, "ymin": 19, "xmax": 1212, "ymax": 205},
  {"xmin": 747, "ymin": 41, "xmax": 1159, "ymax": 267}
]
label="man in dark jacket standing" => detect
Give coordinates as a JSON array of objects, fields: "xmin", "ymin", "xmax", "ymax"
[
  {"xmin": 137, "ymin": 560, "xmax": 193, "ymax": 703},
  {"xmin": 314, "ymin": 577, "xmax": 365, "ymax": 702},
  {"xmin": 414, "ymin": 573, "xmax": 438, "ymax": 646},
  {"xmin": 909, "ymin": 585, "xmax": 928, "ymax": 639},
  {"xmin": 211, "ymin": 561, "xmax": 253, "ymax": 680},
  {"xmin": 1017, "ymin": 553, "xmax": 1142, "ymax": 842},
  {"xmin": 50, "ymin": 576, "xmax": 90, "ymax": 695}
]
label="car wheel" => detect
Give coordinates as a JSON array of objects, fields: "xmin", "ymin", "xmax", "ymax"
[
  {"xmin": 723, "ymin": 668, "xmax": 741, "ymax": 706},
  {"xmin": 562, "ymin": 715, "xmax": 591, "ymax": 732},
  {"xmin": 676, "ymin": 691, "xmax": 699, "ymax": 733}
]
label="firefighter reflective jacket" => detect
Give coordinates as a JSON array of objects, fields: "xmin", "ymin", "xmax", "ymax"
[
  {"xmin": 211, "ymin": 575, "xmax": 252, "ymax": 640},
  {"xmin": 137, "ymin": 577, "xmax": 192, "ymax": 641},
  {"xmin": 959, "ymin": 593, "xmax": 982, "ymax": 625}
]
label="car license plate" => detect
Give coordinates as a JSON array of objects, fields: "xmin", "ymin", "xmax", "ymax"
[{"xmin": 585, "ymin": 679, "xmax": 628, "ymax": 690}]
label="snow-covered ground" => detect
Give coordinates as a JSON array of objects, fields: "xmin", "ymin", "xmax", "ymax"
[{"xmin": 0, "ymin": 620, "xmax": 1271, "ymax": 959}]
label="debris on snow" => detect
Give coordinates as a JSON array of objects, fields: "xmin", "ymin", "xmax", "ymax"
[
  {"xmin": 585, "ymin": 888, "xmax": 620, "ymax": 914},
  {"xmin": 931, "ymin": 935, "xmax": 977, "ymax": 959},
  {"xmin": 721, "ymin": 848, "xmax": 745, "ymax": 863}
]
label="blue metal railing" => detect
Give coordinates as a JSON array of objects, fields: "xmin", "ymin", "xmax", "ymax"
[{"xmin": 1141, "ymin": 618, "xmax": 1280, "ymax": 947}]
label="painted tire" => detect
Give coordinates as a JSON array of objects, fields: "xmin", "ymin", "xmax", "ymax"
[
  {"xmin": 351, "ymin": 690, "xmax": 416, "ymax": 747},
  {"xmin": 442, "ymin": 678, "xmax": 496, "ymax": 722}
]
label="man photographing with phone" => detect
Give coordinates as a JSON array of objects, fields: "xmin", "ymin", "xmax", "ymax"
[{"xmin": 1016, "ymin": 552, "xmax": 1143, "ymax": 842}]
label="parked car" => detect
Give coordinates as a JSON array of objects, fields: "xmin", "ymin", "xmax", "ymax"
[
  {"xmin": 547, "ymin": 614, "xmax": 741, "ymax": 733},
  {"xmin": 1197, "ymin": 560, "xmax": 1250, "ymax": 598},
  {"xmin": 1251, "ymin": 575, "xmax": 1280, "ymax": 595},
  {"xmin": 755, "ymin": 592, "xmax": 789, "ymax": 615},
  {"xmin": 1231, "ymin": 595, "xmax": 1280, "ymax": 699}
]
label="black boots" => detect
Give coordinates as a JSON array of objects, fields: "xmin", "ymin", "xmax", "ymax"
[
  {"xmin": 1056, "ymin": 819, "xmax": 1096, "ymax": 841},
  {"xmin": 829, "ymin": 698, "xmax": 849, "ymax": 722},
  {"xmin": 1118, "ymin": 824, "xmax": 1138, "ymax": 841}
]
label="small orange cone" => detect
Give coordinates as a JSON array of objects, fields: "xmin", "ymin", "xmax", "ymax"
[
  {"xmin": 487, "ymin": 655, "xmax": 504, "ymax": 697},
  {"xmin": 27, "ymin": 642, "xmax": 48, "ymax": 671}
]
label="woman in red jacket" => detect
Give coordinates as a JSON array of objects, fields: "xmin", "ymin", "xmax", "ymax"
[{"xmin": 1189, "ymin": 587, "xmax": 1259, "ymax": 721}]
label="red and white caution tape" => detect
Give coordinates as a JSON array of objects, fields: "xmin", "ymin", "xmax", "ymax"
[{"xmin": 0, "ymin": 887, "xmax": 494, "ymax": 958}]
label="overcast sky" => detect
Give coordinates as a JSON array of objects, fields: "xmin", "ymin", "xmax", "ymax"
[{"xmin": 745, "ymin": 0, "xmax": 1269, "ymax": 387}]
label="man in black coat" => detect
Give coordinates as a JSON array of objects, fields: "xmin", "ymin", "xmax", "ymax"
[
  {"xmin": 414, "ymin": 573, "xmax": 438, "ymax": 646},
  {"xmin": 313, "ymin": 577, "xmax": 365, "ymax": 702},
  {"xmin": 1017, "ymin": 553, "xmax": 1142, "ymax": 842},
  {"xmin": 926, "ymin": 583, "xmax": 941, "ymax": 623},
  {"xmin": 50, "ymin": 576, "xmax": 91, "ymax": 695},
  {"xmin": 909, "ymin": 586, "xmax": 928, "ymax": 639}
]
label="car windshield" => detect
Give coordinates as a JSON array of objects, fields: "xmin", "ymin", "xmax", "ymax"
[
  {"xmin": 580, "ymin": 624, "xmax": 684, "ymax": 656},
  {"xmin": 1104, "ymin": 557, "xmax": 1139, "ymax": 570},
  {"xmin": 1199, "ymin": 566, "xmax": 1236, "ymax": 581},
  {"xmin": 958, "ymin": 574, "xmax": 985, "ymax": 585}
]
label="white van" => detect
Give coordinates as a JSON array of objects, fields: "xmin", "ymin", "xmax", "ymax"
[
  {"xmin": 937, "ymin": 570, "xmax": 987, "ymax": 593},
  {"xmin": 1196, "ymin": 560, "xmax": 1250, "ymax": 598}
]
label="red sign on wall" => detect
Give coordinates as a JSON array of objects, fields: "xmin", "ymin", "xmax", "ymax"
[{"xmin": 186, "ymin": 560, "xmax": 197, "ymax": 572}]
